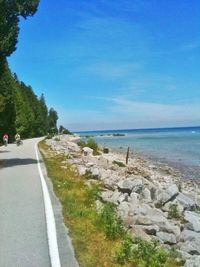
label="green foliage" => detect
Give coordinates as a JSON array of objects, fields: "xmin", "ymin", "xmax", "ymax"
[
  {"xmin": 48, "ymin": 108, "xmax": 58, "ymax": 134},
  {"xmin": 98, "ymin": 203, "xmax": 125, "ymax": 240},
  {"xmin": 0, "ymin": 62, "xmax": 58, "ymax": 140},
  {"xmin": 113, "ymin": 160, "xmax": 126, "ymax": 167},
  {"xmin": 86, "ymin": 185, "xmax": 101, "ymax": 203},
  {"xmin": 0, "ymin": 0, "xmax": 40, "ymax": 58},
  {"xmin": 168, "ymin": 204, "xmax": 181, "ymax": 219},
  {"xmin": 116, "ymin": 236, "xmax": 168, "ymax": 267},
  {"xmin": 78, "ymin": 138, "xmax": 100, "ymax": 155},
  {"xmin": 59, "ymin": 125, "xmax": 72, "ymax": 135}
]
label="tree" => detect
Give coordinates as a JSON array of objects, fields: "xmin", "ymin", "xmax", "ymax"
[
  {"xmin": 0, "ymin": 0, "xmax": 40, "ymax": 58},
  {"xmin": 48, "ymin": 108, "xmax": 58, "ymax": 134},
  {"xmin": 59, "ymin": 125, "xmax": 72, "ymax": 135}
]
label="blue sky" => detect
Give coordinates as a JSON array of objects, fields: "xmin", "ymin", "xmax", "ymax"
[{"xmin": 8, "ymin": 0, "xmax": 200, "ymax": 131}]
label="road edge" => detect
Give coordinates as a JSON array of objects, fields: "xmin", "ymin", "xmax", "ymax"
[
  {"xmin": 36, "ymin": 140, "xmax": 79, "ymax": 267},
  {"xmin": 35, "ymin": 143, "xmax": 61, "ymax": 267}
]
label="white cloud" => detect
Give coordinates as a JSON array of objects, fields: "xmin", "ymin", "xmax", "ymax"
[
  {"xmin": 57, "ymin": 97, "xmax": 200, "ymax": 131},
  {"xmin": 85, "ymin": 62, "xmax": 142, "ymax": 78}
]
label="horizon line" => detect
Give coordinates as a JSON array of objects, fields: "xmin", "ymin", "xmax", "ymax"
[{"xmin": 74, "ymin": 125, "xmax": 200, "ymax": 133}]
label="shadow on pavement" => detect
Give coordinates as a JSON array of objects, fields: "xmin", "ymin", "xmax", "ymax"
[
  {"xmin": 0, "ymin": 150, "xmax": 10, "ymax": 153},
  {"xmin": 1, "ymin": 158, "xmax": 42, "ymax": 168}
]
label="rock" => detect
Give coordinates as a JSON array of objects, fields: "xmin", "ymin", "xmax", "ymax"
[
  {"xmin": 101, "ymin": 191, "xmax": 114, "ymax": 203},
  {"xmin": 117, "ymin": 178, "xmax": 135, "ymax": 194},
  {"xmin": 89, "ymin": 167, "xmax": 101, "ymax": 179},
  {"xmin": 157, "ymin": 231, "xmax": 177, "ymax": 244},
  {"xmin": 141, "ymin": 188, "xmax": 152, "ymax": 203},
  {"xmin": 177, "ymin": 193, "xmax": 196, "ymax": 210},
  {"xmin": 163, "ymin": 200, "xmax": 184, "ymax": 217},
  {"xmin": 184, "ymin": 211, "xmax": 200, "ymax": 232},
  {"xmin": 82, "ymin": 147, "xmax": 93, "ymax": 156},
  {"xmin": 103, "ymin": 147, "xmax": 109, "ymax": 154},
  {"xmin": 180, "ymin": 229, "xmax": 200, "ymax": 242},
  {"xmin": 118, "ymin": 202, "xmax": 131, "ymax": 218},
  {"xmin": 117, "ymin": 177, "xmax": 143, "ymax": 194},
  {"xmin": 149, "ymin": 215, "xmax": 181, "ymax": 237},
  {"xmin": 141, "ymin": 225, "xmax": 159, "ymax": 235},
  {"xmin": 128, "ymin": 192, "xmax": 139, "ymax": 206},
  {"xmin": 77, "ymin": 165, "xmax": 88, "ymax": 175},
  {"xmin": 103, "ymin": 177, "xmax": 118, "ymax": 190},
  {"xmin": 128, "ymin": 225, "xmax": 152, "ymax": 241},
  {"xmin": 176, "ymin": 250, "xmax": 192, "ymax": 260},
  {"xmin": 156, "ymin": 184, "xmax": 179, "ymax": 206},
  {"xmin": 184, "ymin": 256, "xmax": 200, "ymax": 267},
  {"xmin": 110, "ymin": 190, "xmax": 123, "ymax": 205},
  {"xmin": 132, "ymin": 178, "xmax": 144, "ymax": 193},
  {"xmin": 180, "ymin": 240, "xmax": 200, "ymax": 255},
  {"xmin": 134, "ymin": 215, "xmax": 152, "ymax": 225},
  {"xmin": 118, "ymin": 193, "xmax": 128, "ymax": 203}
]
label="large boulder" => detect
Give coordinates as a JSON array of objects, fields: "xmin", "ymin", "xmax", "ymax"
[
  {"xmin": 157, "ymin": 231, "xmax": 177, "ymax": 244},
  {"xmin": 180, "ymin": 230, "xmax": 200, "ymax": 244},
  {"xmin": 155, "ymin": 184, "xmax": 179, "ymax": 206},
  {"xmin": 180, "ymin": 240, "xmax": 200, "ymax": 255},
  {"xmin": 117, "ymin": 177, "xmax": 143, "ymax": 194},
  {"xmin": 177, "ymin": 193, "xmax": 196, "ymax": 210},
  {"xmin": 184, "ymin": 256, "xmax": 200, "ymax": 267},
  {"xmin": 184, "ymin": 211, "xmax": 200, "ymax": 232}
]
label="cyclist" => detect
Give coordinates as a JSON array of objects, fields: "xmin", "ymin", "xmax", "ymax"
[{"xmin": 3, "ymin": 133, "xmax": 8, "ymax": 146}]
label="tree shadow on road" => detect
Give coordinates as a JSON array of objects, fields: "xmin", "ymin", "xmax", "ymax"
[{"xmin": 0, "ymin": 158, "xmax": 42, "ymax": 168}]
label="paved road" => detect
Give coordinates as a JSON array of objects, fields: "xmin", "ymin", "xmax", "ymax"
[{"xmin": 0, "ymin": 138, "xmax": 51, "ymax": 266}]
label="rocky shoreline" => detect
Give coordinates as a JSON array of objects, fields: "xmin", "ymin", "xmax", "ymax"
[{"xmin": 46, "ymin": 135, "xmax": 200, "ymax": 267}]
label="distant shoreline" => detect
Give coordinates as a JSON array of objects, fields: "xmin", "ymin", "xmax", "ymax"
[{"xmin": 75, "ymin": 125, "xmax": 200, "ymax": 134}]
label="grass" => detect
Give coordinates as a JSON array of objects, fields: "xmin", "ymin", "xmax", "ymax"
[
  {"xmin": 39, "ymin": 141, "xmax": 122, "ymax": 267},
  {"xmin": 168, "ymin": 204, "xmax": 182, "ymax": 219},
  {"xmin": 39, "ymin": 140, "xmax": 182, "ymax": 267}
]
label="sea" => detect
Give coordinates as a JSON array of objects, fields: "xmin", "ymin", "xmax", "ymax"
[{"xmin": 77, "ymin": 126, "xmax": 200, "ymax": 181}]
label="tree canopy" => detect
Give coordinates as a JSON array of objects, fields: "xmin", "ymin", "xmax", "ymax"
[
  {"xmin": 0, "ymin": 0, "xmax": 59, "ymax": 142},
  {"xmin": 0, "ymin": 0, "xmax": 39, "ymax": 58}
]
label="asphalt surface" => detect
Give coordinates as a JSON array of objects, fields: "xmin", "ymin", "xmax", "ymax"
[{"xmin": 0, "ymin": 138, "xmax": 79, "ymax": 267}]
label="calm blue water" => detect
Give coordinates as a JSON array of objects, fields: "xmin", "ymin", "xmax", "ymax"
[{"xmin": 77, "ymin": 127, "xmax": 200, "ymax": 179}]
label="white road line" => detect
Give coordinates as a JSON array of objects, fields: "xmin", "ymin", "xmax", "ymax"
[{"xmin": 35, "ymin": 143, "xmax": 61, "ymax": 267}]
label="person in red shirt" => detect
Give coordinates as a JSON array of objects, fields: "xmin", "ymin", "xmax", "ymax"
[{"xmin": 3, "ymin": 133, "xmax": 8, "ymax": 146}]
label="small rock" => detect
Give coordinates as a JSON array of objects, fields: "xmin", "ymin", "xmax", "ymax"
[{"xmin": 82, "ymin": 147, "xmax": 93, "ymax": 156}]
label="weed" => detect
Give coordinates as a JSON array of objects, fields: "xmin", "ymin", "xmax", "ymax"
[
  {"xmin": 168, "ymin": 204, "xmax": 181, "ymax": 219},
  {"xmin": 97, "ymin": 203, "xmax": 125, "ymax": 240},
  {"xmin": 116, "ymin": 237, "xmax": 168, "ymax": 267}
]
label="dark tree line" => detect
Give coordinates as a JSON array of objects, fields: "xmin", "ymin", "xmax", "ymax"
[{"xmin": 0, "ymin": 0, "xmax": 58, "ymax": 142}]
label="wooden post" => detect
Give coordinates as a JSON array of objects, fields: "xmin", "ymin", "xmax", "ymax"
[{"xmin": 126, "ymin": 147, "xmax": 130, "ymax": 165}]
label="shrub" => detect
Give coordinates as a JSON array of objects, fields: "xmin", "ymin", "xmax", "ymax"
[
  {"xmin": 98, "ymin": 203, "xmax": 124, "ymax": 240},
  {"xmin": 116, "ymin": 236, "xmax": 168, "ymax": 267},
  {"xmin": 168, "ymin": 204, "xmax": 181, "ymax": 219},
  {"xmin": 78, "ymin": 138, "xmax": 100, "ymax": 155}
]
